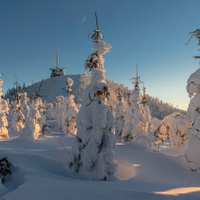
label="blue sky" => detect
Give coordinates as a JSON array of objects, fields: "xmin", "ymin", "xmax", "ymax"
[{"xmin": 0, "ymin": 0, "xmax": 200, "ymax": 110}]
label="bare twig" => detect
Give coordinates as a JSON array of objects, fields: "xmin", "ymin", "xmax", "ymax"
[{"xmin": 58, "ymin": 139, "xmax": 70, "ymax": 154}]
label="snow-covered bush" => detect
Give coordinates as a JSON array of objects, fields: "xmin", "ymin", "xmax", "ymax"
[
  {"xmin": 69, "ymin": 23, "xmax": 117, "ymax": 180},
  {"xmin": 0, "ymin": 157, "xmax": 12, "ymax": 184},
  {"xmin": 148, "ymin": 117, "xmax": 164, "ymax": 145},
  {"xmin": 0, "ymin": 75, "xmax": 9, "ymax": 138},
  {"xmin": 185, "ymin": 68, "xmax": 200, "ymax": 172},
  {"xmin": 148, "ymin": 111, "xmax": 189, "ymax": 147},
  {"xmin": 61, "ymin": 77, "xmax": 78, "ymax": 136},
  {"xmin": 156, "ymin": 112, "xmax": 189, "ymax": 147}
]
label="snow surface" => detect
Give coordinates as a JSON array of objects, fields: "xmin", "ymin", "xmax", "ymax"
[{"xmin": 0, "ymin": 120, "xmax": 200, "ymax": 200}]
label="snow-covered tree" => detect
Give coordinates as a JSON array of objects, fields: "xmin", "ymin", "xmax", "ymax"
[
  {"xmin": 107, "ymin": 89, "xmax": 117, "ymax": 117},
  {"xmin": 46, "ymin": 102, "xmax": 53, "ymax": 120},
  {"xmin": 142, "ymin": 86, "xmax": 152, "ymax": 134},
  {"xmin": 11, "ymin": 88, "xmax": 25, "ymax": 132},
  {"xmin": 38, "ymin": 102, "xmax": 48, "ymax": 135},
  {"xmin": 61, "ymin": 77, "xmax": 78, "ymax": 136},
  {"xmin": 18, "ymin": 98, "xmax": 41, "ymax": 142},
  {"xmin": 115, "ymin": 88, "xmax": 125, "ymax": 141},
  {"xmin": 122, "ymin": 68, "xmax": 148, "ymax": 142},
  {"xmin": 122, "ymin": 87, "xmax": 147, "ymax": 141},
  {"xmin": 20, "ymin": 91, "xmax": 30, "ymax": 120},
  {"xmin": 185, "ymin": 68, "xmax": 200, "ymax": 171},
  {"xmin": 183, "ymin": 29, "xmax": 200, "ymax": 171},
  {"xmin": 74, "ymin": 74, "xmax": 91, "ymax": 104},
  {"xmin": 69, "ymin": 13, "xmax": 117, "ymax": 180},
  {"xmin": 55, "ymin": 95, "xmax": 65, "ymax": 130},
  {"xmin": 0, "ymin": 75, "xmax": 9, "ymax": 138},
  {"xmin": 51, "ymin": 99, "xmax": 57, "ymax": 120}
]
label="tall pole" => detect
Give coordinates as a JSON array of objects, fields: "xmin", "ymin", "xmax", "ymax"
[
  {"xmin": 56, "ymin": 49, "xmax": 59, "ymax": 69},
  {"xmin": 95, "ymin": 11, "xmax": 99, "ymax": 43}
]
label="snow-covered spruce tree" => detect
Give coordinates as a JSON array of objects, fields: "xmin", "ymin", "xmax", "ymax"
[
  {"xmin": 18, "ymin": 96, "xmax": 41, "ymax": 142},
  {"xmin": 142, "ymin": 86, "xmax": 152, "ymax": 134},
  {"xmin": 184, "ymin": 68, "xmax": 200, "ymax": 171},
  {"xmin": 11, "ymin": 86, "xmax": 25, "ymax": 132},
  {"xmin": 8, "ymin": 100, "xmax": 14, "ymax": 120},
  {"xmin": 184, "ymin": 29, "xmax": 200, "ymax": 172},
  {"xmin": 62, "ymin": 77, "xmax": 78, "ymax": 136},
  {"xmin": 75, "ymin": 74, "xmax": 91, "ymax": 105},
  {"xmin": 38, "ymin": 102, "xmax": 48, "ymax": 135},
  {"xmin": 51, "ymin": 99, "xmax": 58, "ymax": 120},
  {"xmin": 122, "ymin": 68, "xmax": 147, "ymax": 142},
  {"xmin": 55, "ymin": 95, "xmax": 65, "ymax": 130},
  {"xmin": 0, "ymin": 74, "xmax": 9, "ymax": 138},
  {"xmin": 20, "ymin": 90, "xmax": 30, "ymax": 121},
  {"xmin": 69, "ymin": 12, "xmax": 117, "ymax": 181},
  {"xmin": 46, "ymin": 101, "xmax": 53, "ymax": 120},
  {"xmin": 107, "ymin": 89, "xmax": 117, "ymax": 117},
  {"xmin": 115, "ymin": 88, "xmax": 125, "ymax": 141}
]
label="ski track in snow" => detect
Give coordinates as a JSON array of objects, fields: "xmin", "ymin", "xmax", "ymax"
[{"xmin": 0, "ymin": 120, "xmax": 200, "ymax": 200}]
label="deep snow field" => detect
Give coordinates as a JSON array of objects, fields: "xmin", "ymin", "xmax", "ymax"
[{"xmin": 0, "ymin": 120, "xmax": 200, "ymax": 200}]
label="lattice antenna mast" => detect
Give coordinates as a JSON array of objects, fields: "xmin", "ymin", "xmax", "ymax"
[{"xmin": 185, "ymin": 29, "xmax": 200, "ymax": 59}]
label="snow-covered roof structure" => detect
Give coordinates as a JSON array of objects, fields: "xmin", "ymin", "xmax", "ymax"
[{"xmin": 50, "ymin": 49, "xmax": 66, "ymax": 78}]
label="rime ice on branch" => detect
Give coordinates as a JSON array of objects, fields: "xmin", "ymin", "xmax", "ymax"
[
  {"xmin": 69, "ymin": 12, "xmax": 117, "ymax": 180},
  {"xmin": 185, "ymin": 29, "xmax": 200, "ymax": 59},
  {"xmin": 0, "ymin": 74, "xmax": 9, "ymax": 138}
]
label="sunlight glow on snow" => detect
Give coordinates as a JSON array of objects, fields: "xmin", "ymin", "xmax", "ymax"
[
  {"xmin": 154, "ymin": 187, "xmax": 200, "ymax": 196},
  {"xmin": 116, "ymin": 160, "xmax": 136, "ymax": 180},
  {"xmin": 116, "ymin": 143, "xmax": 125, "ymax": 146},
  {"xmin": 132, "ymin": 164, "xmax": 141, "ymax": 167}
]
